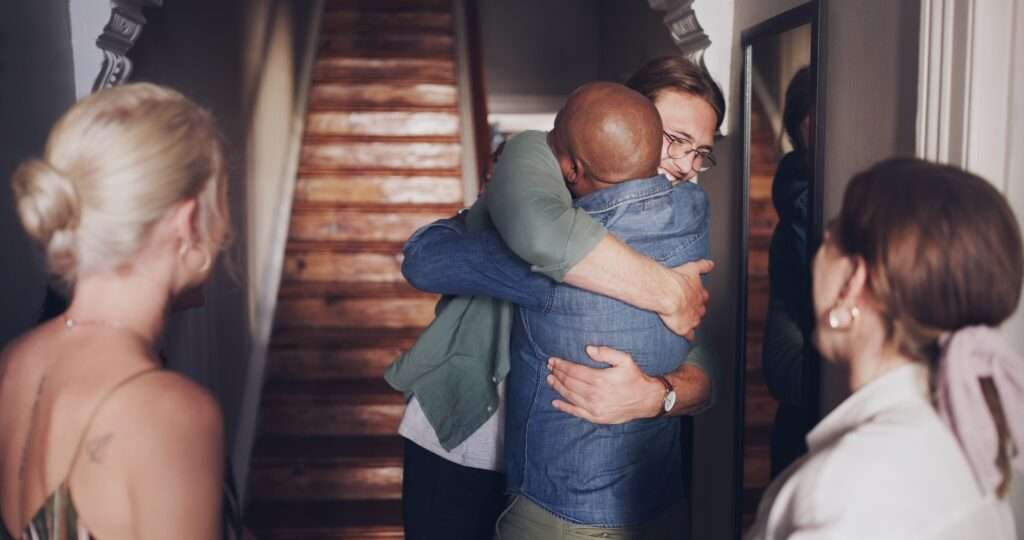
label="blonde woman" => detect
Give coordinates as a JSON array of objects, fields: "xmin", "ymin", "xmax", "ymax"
[
  {"xmin": 747, "ymin": 158, "xmax": 1022, "ymax": 539},
  {"xmin": 0, "ymin": 83, "xmax": 231, "ymax": 539}
]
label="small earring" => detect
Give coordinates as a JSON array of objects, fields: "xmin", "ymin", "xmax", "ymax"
[
  {"xmin": 827, "ymin": 304, "xmax": 860, "ymax": 330},
  {"xmin": 179, "ymin": 243, "xmax": 212, "ymax": 273}
]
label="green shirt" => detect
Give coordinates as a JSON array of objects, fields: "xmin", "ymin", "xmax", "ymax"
[{"xmin": 384, "ymin": 131, "xmax": 715, "ymax": 449}]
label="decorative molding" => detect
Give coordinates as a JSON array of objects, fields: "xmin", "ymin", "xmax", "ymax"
[
  {"xmin": 916, "ymin": 0, "xmax": 1024, "ymax": 348},
  {"xmin": 649, "ymin": 0, "xmax": 710, "ymax": 58},
  {"xmin": 648, "ymin": 0, "xmax": 735, "ymax": 135},
  {"xmin": 92, "ymin": 0, "xmax": 163, "ymax": 91},
  {"xmin": 916, "ymin": 0, "xmax": 1014, "ymax": 187}
]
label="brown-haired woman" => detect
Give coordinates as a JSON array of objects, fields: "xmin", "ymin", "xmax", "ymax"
[
  {"xmin": 0, "ymin": 83, "xmax": 230, "ymax": 539},
  {"xmin": 747, "ymin": 158, "xmax": 1023, "ymax": 539}
]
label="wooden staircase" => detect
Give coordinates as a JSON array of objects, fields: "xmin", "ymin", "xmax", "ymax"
[
  {"xmin": 246, "ymin": 1, "xmax": 467, "ymax": 537},
  {"xmin": 742, "ymin": 97, "xmax": 781, "ymax": 530}
]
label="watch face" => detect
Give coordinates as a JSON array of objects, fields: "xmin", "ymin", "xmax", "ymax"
[{"xmin": 663, "ymin": 390, "xmax": 677, "ymax": 412}]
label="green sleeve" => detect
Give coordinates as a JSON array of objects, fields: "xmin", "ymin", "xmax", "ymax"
[
  {"xmin": 683, "ymin": 330, "xmax": 717, "ymax": 413},
  {"xmin": 480, "ymin": 130, "xmax": 606, "ymax": 282}
]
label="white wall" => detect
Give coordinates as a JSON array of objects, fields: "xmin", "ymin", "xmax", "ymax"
[{"xmin": 68, "ymin": 0, "xmax": 109, "ymax": 98}]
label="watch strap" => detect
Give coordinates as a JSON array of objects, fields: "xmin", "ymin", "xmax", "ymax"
[{"xmin": 654, "ymin": 375, "xmax": 674, "ymax": 417}]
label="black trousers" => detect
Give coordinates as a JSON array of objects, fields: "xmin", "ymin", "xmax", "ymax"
[{"xmin": 402, "ymin": 438, "xmax": 507, "ymax": 540}]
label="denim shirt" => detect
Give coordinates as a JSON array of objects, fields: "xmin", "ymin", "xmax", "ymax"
[
  {"xmin": 403, "ymin": 175, "xmax": 711, "ymax": 526},
  {"xmin": 509, "ymin": 175, "xmax": 709, "ymax": 526}
]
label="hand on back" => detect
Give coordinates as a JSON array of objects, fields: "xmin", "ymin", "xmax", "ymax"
[{"xmin": 659, "ymin": 259, "xmax": 714, "ymax": 340}]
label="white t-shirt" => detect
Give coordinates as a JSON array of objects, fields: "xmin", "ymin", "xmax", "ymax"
[
  {"xmin": 398, "ymin": 382, "xmax": 505, "ymax": 472},
  {"xmin": 747, "ymin": 363, "xmax": 1016, "ymax": 540}
]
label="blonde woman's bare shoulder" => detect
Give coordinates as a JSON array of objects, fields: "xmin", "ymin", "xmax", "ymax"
[
  {"xmin": 109, "ymin": 370, "xmax": 223, "ymax": 437},
  {"xmin": 71, "ymin": 371, "xmax": 224, "ymax": 540}
]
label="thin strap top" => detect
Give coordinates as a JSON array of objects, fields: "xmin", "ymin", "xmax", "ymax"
[{"xmin": 0, "ymin": 367, "xmax": 162, "ymax": 540}]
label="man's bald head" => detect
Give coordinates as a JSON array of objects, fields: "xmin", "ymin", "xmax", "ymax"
[{"xmin": 551, "ymin": 82, "xmax": 662, "ymax": 188}]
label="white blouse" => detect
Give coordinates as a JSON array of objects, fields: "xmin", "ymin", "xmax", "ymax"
[{"xmin": 747, "ymin": 363, "xmax": 1016, "ymax": 540}]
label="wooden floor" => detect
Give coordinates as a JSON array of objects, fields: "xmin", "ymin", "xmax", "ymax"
[{"xmin": 246, "ymin": 1, "xmax": 465, "ymax": 537}]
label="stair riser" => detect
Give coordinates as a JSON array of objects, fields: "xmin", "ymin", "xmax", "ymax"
[
  {"xmin": 743, "ymin": 447, "xmax": 771, "ymax": 487},
  {"xmin": 301, "ymin": 142, "xmax": 461, "ymax": 170},
  {"xmin": 314, "ymin": 58, "xmax": 455, "ymax": 83},
  {"xmin": 259, "ymin": 402, "xmax": 405, "ymax": 436},
  {"xmin": 249, "ymin": 463, "xmax": 402, "ymax": 501},
  {"xmin": 306, "ymin": 111, "xmax": 459, "ymax": 137},
  {"xmin": 276, "ymin": 297, "xmax": 438, "ymax": 329},
  {"xmin": 283, "ymin": 251, "xmax": 405, "ymax": 284},
  {"xmin": 309, "ymin": 82, "xmax": 456, "ymax": 110},
  {"xmin": 327, "ymin": 0, "xmax": 452, "ymax": 12},
  {"xmin": 322, "ymin": 11, "xmax": 453, "ymax": 33},
  {"xmin": 295, "ymin": 175, "xmax": 463, "ymax": 206},
  {"xmin": 744, "ymin": 386, "xmax": 778, "ymax": 427},
  {"xmin": 288, "ymin": 209, "xmax": 453, "ymax": 243},
  {"xmin": 253, "ymin": 529, "xmax": 404, "ymax": 540},
  {"xmin": 321, "ymin": 33, "xmax": 454, "ymax": 56},
  {"xmin": 268, "ymin": 348, "xmax": 406, "ymax": 381}
]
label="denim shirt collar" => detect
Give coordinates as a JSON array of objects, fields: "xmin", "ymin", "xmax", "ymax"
[{"xmin": 573, "ymin": 174, "xmax": 674, "ymax": 213}]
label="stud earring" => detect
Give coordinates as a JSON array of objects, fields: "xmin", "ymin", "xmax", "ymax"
[{"xmin": 827, "ymin": 304, "xmax": 860, "ymax": 330}]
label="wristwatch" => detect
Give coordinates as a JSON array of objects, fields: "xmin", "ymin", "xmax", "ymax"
[{"xmin": 654, "ymin": 375, "xmax": 676, "ymax": 417}]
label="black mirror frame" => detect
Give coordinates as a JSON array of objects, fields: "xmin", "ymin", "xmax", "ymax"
[{"xmin": 732, "ymin": 2, "xmax": 827, "ymax": 538}]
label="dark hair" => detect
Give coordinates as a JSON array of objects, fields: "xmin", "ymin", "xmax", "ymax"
[
  {"xmin": 625, "ymin": 56, "xmax": 726, "ymax": 132},
  {"xmin": 836, "ymin": 158, "xmax": 1024, "ymax": 362},
  {"xmin": 783, "ymin": 66, "xmax": 812, "ymax": 152}
]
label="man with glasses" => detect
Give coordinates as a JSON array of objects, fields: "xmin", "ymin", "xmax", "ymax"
[{"xmin": 664, "ymin": 130, "xmax": 716, "ymax": 174}]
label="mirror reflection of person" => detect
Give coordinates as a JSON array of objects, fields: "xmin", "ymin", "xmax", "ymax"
[
  {"xmin": 0, "ymin": 83, "xmax": 231, "ymax": 539},
  {"xmin": 389, "ymin": 57, "xmax": 724, "ymax": 540},
  {"xmin": 748, "ymin": 158, "xmax": 1023, "ymax": 539},
  {"xmin": 762, "ymin": 66, "xmax": 816, "ymax": 476}
]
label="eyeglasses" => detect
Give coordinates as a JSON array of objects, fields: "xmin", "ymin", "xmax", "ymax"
[{"xmin": 664, "ymin": 132, "xmax": 716, "ymax": 172}]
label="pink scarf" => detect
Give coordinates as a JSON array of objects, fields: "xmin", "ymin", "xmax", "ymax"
[{"xmin": 936, "ymin": 326, "xmax": 1024, "ymax": 495}]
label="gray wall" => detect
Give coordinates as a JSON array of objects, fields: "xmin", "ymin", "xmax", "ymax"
[
  {"xmin": 128, "ymin": 0, "xmax": 317, "ymax": 480},
  {"xmin": 479, "ymin": 1, "xmax": 679, "ymax": 105},
  {"xmin": 479, "ymin": 0, "xmax": 601, "ymax": 98},
  {"xmin": 0, "ymin": 0, "xmax": 76, "ymax": 349},
  {"xmin": 598, "ymin": 1, "xmax": 682, "ymax": 83},
  {"xmin": 819, "ymin": 0, "xmax": 920, "ymax": 411}
]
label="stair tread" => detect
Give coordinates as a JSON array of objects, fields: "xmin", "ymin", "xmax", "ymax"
[
  {"xmin": 247, "ymin": 499, "xmax": 403, "ymax": 531},
  {"xmin": 284, "ymin": 240, "xmax": 406, "ymax": 254},
  {"xmin": 253, "ymin": 435, "xmax": 404, "ymax": 463},
  {"xmin": 298, "ymin": 166, "xmax": 460, "ymax": 177},
  {"xmin": 297, "ymin": 169, "xmax": 462, "ymax": 179},
  {"xmin": 290, "ymin": 201, "xmax": 461, "ymax": 213},
  {"xmin": 263, "ymin": 378, "xmax": 403, "ymax": 401},
  {"xmin": 308, "ymin": 103, "xmax": 458, "ymax": 113},
  {"xmin": 302, "ymin": 134, "xmax": 461, "ymax": 144},
  {"xmin": 314, "ymin": 71, "xmax": 455, "ymax": 86},
  {"xmin": 326, "ymin": 0, "xmax": 452, "ymax": 12},
  {"xmin": 271, "ymin": 327, "xmax": 422, "ymax": 349},
  {"xmin": 278, "ymin": 281, "xmax": 431, "ymax": 299},
  {"xmin": 318, "ymin": 49, "xmax": 454, "ymax": 61},
  {"xmin": 322, "ymin": 11, "xmax": 452, "ymax": 34}
]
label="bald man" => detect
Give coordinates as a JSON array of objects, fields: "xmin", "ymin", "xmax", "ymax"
[
  {"xmin": 547, "ymin": 82, "xmax": 664, "ymax": 196},
  {"xmin": 393, "ymin": 82, "xmax": 711, "ymax": 538}
]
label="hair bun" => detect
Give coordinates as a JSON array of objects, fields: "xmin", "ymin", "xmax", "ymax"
[{"xmin": 12, "ymin": 159, "xmax": 81, "ymax": 274}]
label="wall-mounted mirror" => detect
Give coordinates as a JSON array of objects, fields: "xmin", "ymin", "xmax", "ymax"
[{"xmin": 735, "ymin": 3, "xmax": 825, "ymax": 536}]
